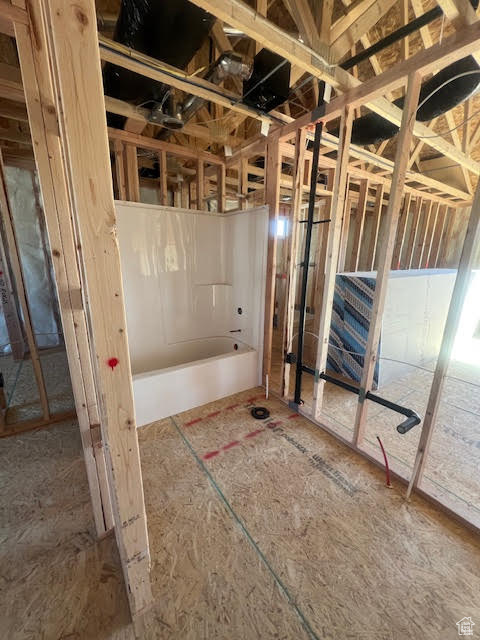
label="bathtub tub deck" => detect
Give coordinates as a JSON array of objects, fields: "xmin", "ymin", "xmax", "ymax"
[{"xmin": 133, "ymin": 340, "xmax": 260, "ymax": 426}]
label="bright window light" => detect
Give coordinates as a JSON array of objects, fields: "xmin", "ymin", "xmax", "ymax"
[
  {"xmin": 452, "ymin": 270, "xmax": 480, "ymax": 366},
  {"xmin": 276, "ymin": 217, "xmax": 288, "ymax": 237}
]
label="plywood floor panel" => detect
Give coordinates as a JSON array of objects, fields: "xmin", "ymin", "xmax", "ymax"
[
  {"xmin": 2, "ymin": 387, "xmax": 480, "ymax": 639},
  {"xmin": 170, "ymin": 388, "xmax": 480, "ymax": 640}
]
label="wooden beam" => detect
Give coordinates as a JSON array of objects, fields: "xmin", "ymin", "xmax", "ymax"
[
  {"xmin": 0, "ymin": 99, "xmax": 28, "ymax": 122},
  {"xmin": 404, "ymin": 196, "xmax": 422, "ymax": 269},
  {"xmin": 279, "ymin": 138, "xmax": 468, "ymax": 206},
  {"xmin": 0, "ymin": 200, "xmax": 24, "ymax": 360},
  {"xmin": 353, "ymin": 72, "xmax": 422, "ymax": 446},
  {"xmin": 113, "ymin": 140, "xmax": 127, "ymax": 200},
  {"xmin": 279, "ymin": 22, "xmax": 480, "ymax": 175},
  {"xmin": 125, "ymin": 144, "xmax": 140, "ymax": 202},
  {"xmin": 197, "ymin": 159, "xmax": 205, "ymax": 210},
  {"xmin": 188, "ymin": 0, "xmax": 335, "ymax": 75},
  {"xmin": 408, "ymin": 181, "xmax": 480, "ymax": 496},
  {"xmin": 412, "ymin": 199, "xmax": 433, "ymax": 268},
  {"xmin": 36, "ymin": 0, "xmax": 152, "ymax": 615},
  {"xmin": 263, "ymin": 133, "xmax": 281, "ymax": 383},
  {"xmin": 99, "ymin": 35, "xmax": 272, "ymax": 128},
  {"xmin": 312, "ymin": 106, "xmax": 353, "ymax": 418},
  {"xmin": 14, "ymin": 0, "xmax": 114, "ymax": 536},
  {"xmin": 0, "ymin": 120, "xmax": 31, "ymax": 145},
  {"xmin": 104, "ymin": 95, "xmax": 241, "ymax": 147},
  {"xmin": 331, "ymin": 0, "xmax": 397, "ymax": 61},
  {"xmin": 0, "ymin": 0, "xmax": 28, "ymax": 25},
  {"xmin": 349, "ymin": 179, "xmax": 369, "ymax": 271},
  {"xmin": 430, "ymin": 204, "xmax": 448, "ymax": 267},
  {"xmin": 338, "ymin": 180, "xmax": 352, "ymax": 271},
  {"xmin": 283, "ymin": 128, "xmax": 306, "ymax": 398},
  {"xmin": 159, "ymin": 151, "xmax": 168, "ymax": 206},
  {"xmin": 437, "ymin": 207, "xmax": 456, "ymax": 266},
  {"xmin": 108, "ymin": 126, "xmax": 224, "ymax": 166},
  {"xmin": 391, "ymin": 191, "xmax": 411, "ymax": 270},
  {"xmin": 240, "ymin": 157, "xmax": 248, "ymax": 210},
  {"xmin": 367, "ymin": 182, "xmax": 385, "ymax": 271},
  {"xmin": 436, "ymin": 0, "xmax": 480, "ymax": 64},
  {"xmin": 282, "ymin": 0, "xmax": 324, "ymax": 52},
  {"xmin": 217, "ymin": 164, "xmax": 226, "ymax": 212},
  {"xmin": 0, "ymin": 63, "xmax": 24, "ymax": 102},
  {"xmin": 422, "ymin": 201, "xmax": 440, "ymax": 268}
]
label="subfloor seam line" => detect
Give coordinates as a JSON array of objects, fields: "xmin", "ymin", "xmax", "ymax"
[{"xmin": 169, "ymin": 415, "xmax": 321, "ymax": 640}]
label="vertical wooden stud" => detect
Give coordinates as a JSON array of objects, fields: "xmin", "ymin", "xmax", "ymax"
[
  {"xmin": 349, "ymin": 178, "xmax": 369, "ymax": 272},
  {"xmin": 263, "ymin": 133, "xmax": 281, "ymax": 383},
  {"xmin": 159, "ymin": 151, "xmax": 168, "ymax": 206},
  {"xmin": 125, "ymin": 144, "xmax": 140, "ymax": 202},
  {"xmin": 36, "ymin": 0, "xmax": 152, "ymax": 615},
  {"xmin": 422, "ymin": 201, "xmax": 439, "ymax": 268},
  {"xmin": 366, "ymin": 183, "xmax": 385, "ymax": 271},
  {"xmin": 0, "ymin": 151, "xmax": 50, "ymax": 420},
  {"xmin": 14, "ymin": 4, "xmax": 113, "ymax": 535},
  {"xmin": 391, "ymin": 191, "xmax": 411, "ymax": 270},
  {"xmin": 353, "ymin": 72, "xmax": 422, "ymax": 446},
  {"xmin": 312, "ymin": 106, "xmax": 353, "ymax": 419},
  {"xmin": 283, "ymin": 128, "xmax": 306, "ymax": 397},
  {"xmin": 217, "ymin": 163, "xmax": 226, "ymax": 212},
  {"xmin": 430, "ymin": 204, "xmax": 448, "ymax": 267},
  {"xmin": 196, "ymin": 159, "xmax": 204, "ymax": 211},
  {"xmin": 114, "ymin": 139, "xmax": 126, "ymax": 200},
  {"xmin": 410, "ymin": 181, "xmax": 480, "ymax": 492}
]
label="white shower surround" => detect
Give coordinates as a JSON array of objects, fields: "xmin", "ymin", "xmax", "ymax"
[{"xmin": 116, "ymin": 202, "xmax": 268, "ymax": 426}]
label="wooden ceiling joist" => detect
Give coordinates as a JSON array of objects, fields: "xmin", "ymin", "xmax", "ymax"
[
  {"xmin": 98, "ymin": 35, "xmax": 273, "ymax": 128},
  {"xmin": 331, "ymin": 0, "xmax": 398, "ymax": 60},
  {"xmin": 187, "ymin": 0, "xmax": 335, "ymax": 74},
  {"xmin": 104, "ymin": 96, "xmax": 241, "ymax": 147},
  {"xmin": 188, "ymin": 0, "xmax": 479, "ymax": 176},
  {"xmin": 107, "ymin": 127, "xmax": 225, "ymax": 165}
]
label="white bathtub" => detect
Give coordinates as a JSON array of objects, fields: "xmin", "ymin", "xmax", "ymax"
[{"xmin": 132, "ymin": 337, "xmax": 261, "ymax": 426}]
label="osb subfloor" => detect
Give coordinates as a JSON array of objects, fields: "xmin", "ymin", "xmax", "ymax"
[
  {"xmin": 280, "ymin": 358, "xmax": 480, "ymax": 529},
  {"xmin": 0, "ymin": 348, "xmax": 75, "ymax": 424},
  {"xmin": 2, "ymin": 388, "xmax": 480, "ymax": 639},
  {"xmin": 271, "ymin": 321, "xmax": 480, "ymax": 527}
]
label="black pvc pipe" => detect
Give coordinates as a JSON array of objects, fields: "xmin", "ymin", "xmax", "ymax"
[
  {"xmin": 340, "ymin": 6, "xmax": 443, "ymax": 71},
  {"xmin": 318, "ymin": 372, "xmax": 421, "ymax": 434},
  {"xmin": 293, "ymin": 82, "xmax": 326, "ymax": 406}
]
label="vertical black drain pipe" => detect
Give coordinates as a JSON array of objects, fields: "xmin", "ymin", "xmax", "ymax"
[{"xmin": 293, "ymin": 81, "xmax": 326, "ymax": 405}]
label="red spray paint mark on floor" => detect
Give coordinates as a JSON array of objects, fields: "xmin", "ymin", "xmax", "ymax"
[
  {"xmin": 244, "ymin": 428, "xmax": 264, "ymax": 439},
  {"xmin": 222, "ymin": 440, "xmax": 240, "ymax": 451},
  {"xmin": 185, "ymin": 417, "xmax": 203, "ymax": 427},
  {"xmin": 203, "ymin": 450, "xmax": 220, "ymax": 460}
]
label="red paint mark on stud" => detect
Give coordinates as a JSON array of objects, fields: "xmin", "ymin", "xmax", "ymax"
[
  {"xmin": 225, "ymin": 403, "xmax": 240, "ymax": 411},
  {"xmin": 108, "ymin": 357, "xmax": 119, "ymax": 370},
  {"xmin": 288, "ymin": 413, "xmax": 300, "ymax": 419},
  {"xmin": 203, "ymin": 450, "xmax": 220, "ymax": 460},
  {"xmin": 206, "ymin": 411, "xmax": 221, "ymax": 419}
]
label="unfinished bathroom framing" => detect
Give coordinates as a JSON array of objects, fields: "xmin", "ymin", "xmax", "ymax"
[{"xmin": 1, "ymin": 0, "xmax": 480, "ymax": 637}]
